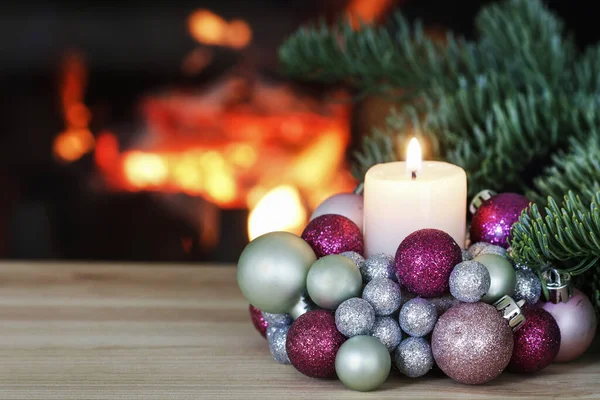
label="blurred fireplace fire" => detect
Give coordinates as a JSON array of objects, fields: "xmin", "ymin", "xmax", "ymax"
[{"xmin": 51, "ymin": 8, "xmax": 356, "ymax": 256}]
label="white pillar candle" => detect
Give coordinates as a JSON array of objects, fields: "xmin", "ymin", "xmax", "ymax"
[{"xmin": 364, "ymin": 139, "xmax": 467, "ymax": 257}]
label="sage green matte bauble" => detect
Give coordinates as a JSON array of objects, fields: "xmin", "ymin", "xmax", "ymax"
[
  {"xmin": 335, "ymin": 335, "xmax": 391, "ymax": 392},
  {"xmin": 474, "ymin": 253, "xmax": 516, "ymax": 303},
  {"xmin": 307, "ymin": 255, "xmax": 362, "ymax": 310},
  {"xmin": 237, "ymin": 232, "xmax": 316, "ymax": 314}
]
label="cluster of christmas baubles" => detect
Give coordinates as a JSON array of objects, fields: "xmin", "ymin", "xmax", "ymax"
[{"xmin": 238, "ymin": 192, "xmax": 597, "ymax": 391}]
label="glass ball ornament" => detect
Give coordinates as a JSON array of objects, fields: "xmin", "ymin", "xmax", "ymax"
[
  {"xmin": 542, "ymin": 289, "xmax": 598, "ymax": 362},
  {"xmin": 249, "ymin": 305, "xmax": 268, "ymax": 338},
  {"xmin": 399, "ymin": 298, "xmax": 438, "ymax": 338},
  {"xmin": 474, "ymin": 253, "xmax": 516, "ymax": 304},
  {"xmin": 307, "ymin": 255, "xmax": 363, "ymax": 310},
  {"xmin": 335, "ymin": 298, "xmax": 376, "ymax": 337},
  {"xmin": 449, "ymin": 261, "xmax": 491, "ymax": 303},
  {"xmin": 361, "ymin": 253, "xmax": 397, "ymax": 283},
  {"xmin": 301, "ymin": 214, "xmax": 363, "ymax": 258},
  {"xmin": 310, "ymin": 193, "xmax": 364, "ymax": 232},
  {"xmin": 394, "ymin": 337, "xmax": 434, "ymax": 378},
  {"xmin": 431, "ymin": 302, "xmax": 514, "ymax": 385},
  {"xmin": 268, "ymin": 326, "xmax": 291, "ymax": 364},
  {"xmin": 362, "ymin": 278, "xmax": 402, "ymax": 316},
  {"xmin": 370, "ymin": 316, "xmax": 402, "ymax": 352},
  {"xmin": 335, "ymin": 335, "xmax": 391, "ymax": 392},
  {"xmin": 237, "ymin": 232, "xmax": 316, "ymax": 313},
  {"xmin": 508, "ymin": 307, "xmax": 560, "ymax": 373},
  {"xmin": 513, "ymin": 268, "xmax": 542, "ymax": 305},
  {"xmin": 469, "ymin": 192, "xmax": 530, "ymax": 248},
  {"xmin": 288, "ymin": 293, "xmax": 316, "ymax": 320},
  {"xmin": 467, "ymin": 242, "xmax": 507, "ymax": 258},
  {"xmin": 395, "ymin": 229, "xmax": 462, "ymax": 297},
  {"xmin": 286, "ymin": 310, "xmax": 346, "ymax": 378}
]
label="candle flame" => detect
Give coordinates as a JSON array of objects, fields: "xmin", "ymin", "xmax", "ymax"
[{"xmin": 406, "ymin": 137, "xmax": 422, "ymax": 177}]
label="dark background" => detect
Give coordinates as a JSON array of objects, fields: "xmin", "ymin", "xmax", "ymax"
[{"xmin": 0, "ymin": 0, "xmax": 596, "ymax": 262}]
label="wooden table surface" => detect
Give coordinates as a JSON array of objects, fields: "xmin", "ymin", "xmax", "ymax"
[{"xmin": 0, "ymin": 262, "xmax": 598, "ymax": 399}]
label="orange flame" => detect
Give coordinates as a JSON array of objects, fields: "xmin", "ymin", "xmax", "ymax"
[
  {"xmin": 248, "ymin": 185, "xmax": 307, "ymax": 240},
  {"xmin": 346, "ymin": 0, "xmax": 398, "ymax": 28},
  {"xmin": 53, "ymin": 52, "xmax": 95, "ymax": 163},
  {"xmin": 187, "ymin": 9, "xmax": 252, "ymax": 49}
]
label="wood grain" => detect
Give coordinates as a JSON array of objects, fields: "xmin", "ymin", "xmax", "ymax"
[{"xmin": 0, "ymin": 262, "xmax": 597, "ymax": 399}]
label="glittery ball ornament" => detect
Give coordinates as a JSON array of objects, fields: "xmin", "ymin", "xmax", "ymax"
[
  {"xmin": 513, "ymin": 269, "xmax": 542, "ymax": 305},
  {"xmin": 394, "ymin": 337, "xmax": 434, "ymax": 378},
  {"xmin": 268, "ymin": 326, "xmax": 291, "ymax": 364},
  {"xmin": 432, "ymin": 302, "xmax": 514, "ymax": 385},
  {"xmin": 311, "ymin": 193, "xmax": 364, "ymax": 232},
  {"xmin": 362, "ymin": 278, "xmax": 402, "ymax": 316},
  {"xmin": 469, "ymin": 193, "xmax": 530, "ymax": 248},
  {"xmin": 262, "ymin": 312, "xmax": 293, "ymax": 328},
  {"xmin": 449, "ymin": 261, "xmax": 491, "ymax": 303},
  {"xmin": 286, "ymin": 310, "xmax": 346, "ymax": 378},
  {"xmin": 395, "ymin": 229, "xmax": 462, "ymax": 297},
  {"xmin": 302, "ymin": 214, "xmax": 363, "ymax": 258},
  {"xmin": 340, "ymin": 251, "xmax": 365, "ymax": 270},
  {"xmin": 335, "ymin": 298, "xmax": 376, "ymax": 337},
  {"xmin": 249, "ymin": 305, "xmax": 268, "ymax": 338},
  {"xmin": 399, "ymin": 298, "xmax": 438, "ymax": 337},
  {"xmin": 361, "ymin": 253, "xmax": 397, "ymax": 283},
  {"xmin": 508, "ymin": 307, "xmax": 560, "ymax": 373},
  {"xmin": 429, "ymin": 295, "xmax": 460, "ymax": 316},
  {"xmin": 370, "ymin": 316, "xmax": 402, "ymax": 352}
]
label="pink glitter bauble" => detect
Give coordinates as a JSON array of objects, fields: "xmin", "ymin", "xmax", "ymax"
[
  {"xmin": 508, "ymin": 307, "xmax": 560, "ymax": 373},
  {"xmin": 470, "ymin": 193, "xmax": 530, "ymax": 248},
  {"xmin": 249, "ymin": 304, "xmax": 268, "ymax": 339},
  {"xmin": 432, "ymin": 302, "xmax": 513, "ymax": 385},
  {"xmin": 310, "ymin": 193, "xmax": 364, "ymax": 232},
  {"xmin": 286, "ymin": 309, "xmax": 346, "ymax": 378},
  {"xmin": 301, "ymin": 214, "xmax": 363, "ymax": 258},
  {"xmin": 542, "ymin": 289, "xmax": 597, "ymax": 362},
  {"xmin": 395, "ymin": 229, "xmax": 462, "ymax": 297}
]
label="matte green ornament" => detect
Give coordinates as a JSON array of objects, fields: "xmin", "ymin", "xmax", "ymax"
[
  {"xmin": 307, "ymin": 255, "xmax": 362, "ymax": 310},
  {"xmin": 237, "ymin": 232, "xmax": 316, "ymax": 313},
  {"xmin": 335, "ymin": 335, "xmax": 391, "ymax": 392},
  {"xmin": 474, "ymin": 253, "xmax": 516, "ymax": 303}
]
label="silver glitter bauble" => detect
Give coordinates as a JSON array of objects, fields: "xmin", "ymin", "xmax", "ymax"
[
  {"xmin": 268, "ymin": 326, "xmax": 291, "ymax": 364},
  {"xmin": 288, "ymin": 293, "xmax": 316, "ymax": 320},
  {"xmin": 514, "ymin": 268, "xmax": 542, "ymax": 305},
  {"xmin": 429, "ymin": 295, "xmax": 461, "ymax": 316},
  {"xmin": 462, "ymin": 249, "xmax": 473, "ymax": 261},
  {"xmin": 394, "ymin": 337, "xmax": 434, "ymax": 378},
  {"xmin": 360, "ymin": 253, "xmax": 396, "ymax": 283},
  {"xmin": 370, "ymin": 316, "xmax": 402, "ymax": 352},
  {"xmin": 399, "ymin": 298, "xmax": 437, "ymax": 337},
  {"xmin": 468, "ymin": 242, "xmax": 507, "ymax": 258},
  {"xmin": 335, "ymin": 298, "xmax": 376, "ymax": 337},
  {"xmin": 362, "ymin": 278, "xmax": 402, "ymax": 316},
  {"xmin": 262, "ymin": 312, "xmax": 293, "ymax": 327},
  {"xmin": 449, "ymin": 261, "xmax": 491, "ymax": 303},
  {"xmin": 340, "ymin": 251, "xmax": 365, "ymax": 269}
]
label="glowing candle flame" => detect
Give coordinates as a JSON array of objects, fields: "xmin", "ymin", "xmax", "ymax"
[
  {"xmin": 406, "ymin": 137, "xmax": 422, "ymax": 178},
  {"xmin": 247, "ymin": 185, "xmax": 307, "ymax": 241}
]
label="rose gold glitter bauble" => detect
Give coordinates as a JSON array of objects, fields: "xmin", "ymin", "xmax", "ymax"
[{"xmin": 432, "ymin": 302, "xmax": 513, "ymax": 385}]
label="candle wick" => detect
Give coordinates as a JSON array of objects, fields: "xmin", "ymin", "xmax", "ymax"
[{"xmin": 411, "ymin": 171, "xmax": 417, "ymax": 180}]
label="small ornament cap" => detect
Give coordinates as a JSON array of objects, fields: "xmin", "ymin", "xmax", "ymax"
[
  {"xmin": 541, "ymin": 268, "xmax": 573, "ymax": 304},
  {"xmin": 469, "ymin": 189, "xmax": 497, "ymax": 214},
  {"xmin": 493, "ymin": 295, "xmax": 526, "ymax": 331}
]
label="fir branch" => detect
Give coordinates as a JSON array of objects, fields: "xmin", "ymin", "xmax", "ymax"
[{"xmin": 510, "ymin": 191, "xmax": 600, "ymax": 274}]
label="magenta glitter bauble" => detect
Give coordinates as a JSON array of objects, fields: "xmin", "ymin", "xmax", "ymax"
[
  {"xmin": 249, "ymin": 304, "xmax": 268, "ymax": 339},
  {"xmin": 301, "ymin": 214, "xmax": 363, "ymax": 258},
  {"xmin": 508, "ymin": 307, "xmax": 560, "ymax": 373},
  {"xmin": 395, "ymin": 229, "xmax": 462, "ymax": 297},
  {"xmin": 470, "ymin": 193, "xmax": 530, "ymax": 248},
  {"xmin": 432, "ymin": 302, "xmax": 513, "ymax": 385},
  {"xmin": 542, "ymin": 289, "xmax": 597, "ymax": 362},
  {"xmin": 310, "ymin": 193, "xmax": 364, "ymax": 232},
  {"xmin": 286, "ymin": 309, "xmax": 347, "ymax": 378}
]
